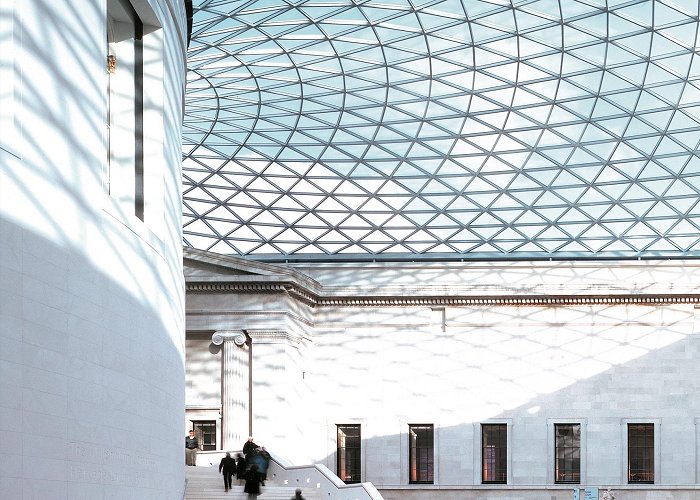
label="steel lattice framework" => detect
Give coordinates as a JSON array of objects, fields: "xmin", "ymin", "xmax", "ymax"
[{"xmin": 183, "ymin": 0, "xmax": 700, "ymax": 261}]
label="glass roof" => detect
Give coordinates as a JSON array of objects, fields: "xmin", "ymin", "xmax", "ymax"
[{"xmin": 183, "ymin": 0, "xmax": 700, "ymax": 261}]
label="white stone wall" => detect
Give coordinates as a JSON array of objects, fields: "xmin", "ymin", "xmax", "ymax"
[
  {"xmin": 0, "ymin": 0, "xmax": 187, "ymax": 498},
  {"xmin": 306, "ymin": 302, "xmax": 698, "ymax": 487},
  {"xmin": 185, "ymin": 257, "xmax": 700, "ymax": 500}
]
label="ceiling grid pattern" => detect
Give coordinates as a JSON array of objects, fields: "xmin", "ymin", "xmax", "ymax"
[{"xmin": 183, "ymin": 0, "xmax": 700, "ymax": 261}]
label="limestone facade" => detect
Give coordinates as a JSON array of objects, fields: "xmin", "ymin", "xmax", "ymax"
[
  {"xmin": 185, "ymin": 248, "xmax": 700, "ymax": 499},
  {"xmin": 0, "ymin": 0, "xmax": 188, "ymax": 498}
]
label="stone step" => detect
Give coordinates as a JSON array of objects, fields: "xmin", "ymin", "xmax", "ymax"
[{"xmin": 186, "ymin": 466, "xmax": 321, "ymax": 500}]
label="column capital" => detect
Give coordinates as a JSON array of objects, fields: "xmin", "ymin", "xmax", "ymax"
[{"xmin": 211, "ymin": 330, "xmax": 247, "ymax": 346}]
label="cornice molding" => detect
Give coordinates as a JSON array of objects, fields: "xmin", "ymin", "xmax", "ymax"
[
  {"xmin": 246, "ymin": 329, "xmax": 306, "ymax": 345},
  {"xmin": 318, "ymin": 295, "xmax": 700, "ymax": 306},
  {"xmin": 187, "ymin": 282, "xmax": 700, "ymax": 307}
]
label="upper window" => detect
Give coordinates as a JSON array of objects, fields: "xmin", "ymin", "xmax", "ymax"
[
  {"xmin": 337, "ymin": 424, "xmax": 361, "ymax": 484},
  {"xmin": 409, "ymin": 424, "xmax": 433, "ymax": 484},
  {"xmin": 628, "ymin": 423, "xmax": 654, "ymax": 483},
  {"xmin": 482, "ymin": 424, "xmax": 507, "ymax": 484},
  {"xmin": 555, "ymin": 424, "xmax": 580, "ymax": 483},
  {"xmin": 107, "ymin": 0, "xmax": 144, "ymax": 220}
]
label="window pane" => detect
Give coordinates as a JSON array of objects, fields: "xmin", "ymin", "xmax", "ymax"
[
  {"xmin": 337, "ymin": 424, "xmax": 361, "ymax": 484},
  {"xmin": 409, "ymin": 424, "xmax": 434, "ymax": 483},
  {"xmin": 482, "ymin": 424, "xmax": 507, "ymax": 483},
  {"xmin": 628, "ymin": 423, "xmax": 654, "ymax": 483},
  {"xmin": 555, "ymin": 423, "xmax": 581, "ymax": 483}
]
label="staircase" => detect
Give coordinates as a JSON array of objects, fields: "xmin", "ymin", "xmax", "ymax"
[{"xmin": 186, "ymin": 466, "xmax": 322, "ymax": 500}]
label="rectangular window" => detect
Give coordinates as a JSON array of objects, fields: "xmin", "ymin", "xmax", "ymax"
[
  {"xmin": 409, "ymin": 424, "xmax": 433, "ymax": 484},
  {"xmin": 628, "ymin": 423, "xmax": 654, "ymax": 483},
  {"xmin": 107, "ymin": 0, "xmax": 144, "ymax": 220},
  {"xmin": 482, "ymin": 424, "xmax": 507, "ymax": 483},
  {"xmin": 192, "ymin": 420, "xmax": 216, "ymax": 451},
  {"xmin": 337, "ymin": 424, "xmax": 361, "ymax": 484},
  {"xmin": 555, "ymin": 423, "xmax": 581, "ymax": 483}
]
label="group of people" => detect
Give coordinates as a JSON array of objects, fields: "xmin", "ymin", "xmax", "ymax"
[
  {"xmin": 219, "ymin": 437, "xmax": 270, "ymax": 495},
  {"xmin": 185, "ymin": 431, "xmax": 305, "ymax": 499},
  {"xmin": 219, "ymin": 436, "xmax": 304, "ymax": 499}
]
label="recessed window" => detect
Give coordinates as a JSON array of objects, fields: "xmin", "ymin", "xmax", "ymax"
[
  {"xmin": 107, "ymin": 0, "xmax": 144, "ymax": 221},
  {"xmin": 409, "ymin": 424, "xmax": 433, "ymax": 484},
  {"xmin": 192, "ymin": 420, "xmax": 216, "ymax": 451},
  {"xmin": 337, "ymin": 424, "xmax": 361, "ymax": 484},
  {"xmin": 628, "ymin": 423, "xmax": 654, "ymax": 483},
  {"xmin": 555, "ymin": 423, "xmax": 580, "ymax": 483},
  {"xmin": 482, "ymin": 423, "xmax": 507, "ymax": 483}
]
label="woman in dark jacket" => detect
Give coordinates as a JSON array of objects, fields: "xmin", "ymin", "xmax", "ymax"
[
  {"xmin": 244, "ymin": 463, "xmax": 262, "ymax": 499},
  {"xmin": 219, "ymin": 452, "xmax": 236, "ymax": 492}
]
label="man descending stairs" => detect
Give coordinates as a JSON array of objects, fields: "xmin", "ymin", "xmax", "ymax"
[{"xmin": 186, "ymin": 466, "xmax": 322, "ymax": 500}]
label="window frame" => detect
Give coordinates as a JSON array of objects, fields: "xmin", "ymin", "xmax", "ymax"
[
  {"xmin": 554, "ymin": 423, "xmax": 581, "ymax": 484},
  {"xmin": 408, "ymin": 424, "xmax": 434, "ymax": 484},
  {"xmin": 337, "ymin": 424, "xmax": 362, "ymax": 484},
  {"xmin": 627, "ymin": 423, "xmax": 655, "ymax": 484},
  {"xmin": 191, "ymin": 420, "xmax": 216, "ymax": 451},
  {"xmin": 481, "ymin": 423, "xmax": 508, "ymax": 484}
]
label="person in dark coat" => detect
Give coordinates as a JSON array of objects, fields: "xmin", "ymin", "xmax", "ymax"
[
  {"xmin": 243, "ymin": 436, "xmax": 258, "ymax": 458},
  {"xmin": 244, "ymin": 463, "xmax": 262, "ymax": 499},
  {"xmin": 291, "ymin": 488, "xmax": 305, "ymax": 499},
  {"xmin": 219, "ymin": 452, "xmax": 236, "ymax": 492},
  {"xmin": 236, "ymin": 452, "xmax": 246, "ymax": 485},
  {"xmin": 252, "ymin": 446, "xmax": 270, "ymax": 485}
]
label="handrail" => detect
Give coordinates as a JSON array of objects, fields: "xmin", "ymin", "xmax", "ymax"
[
  {"xmin": 181, "ymin": 476, "xmax": 188, "ymax": 500},
  {"xmin": 192, "ymin": 450, "xmax": 384, "ymax": 500},
  {"xmin": 266, "ymin": 452, "xmax": 384, "ymax": 500}
]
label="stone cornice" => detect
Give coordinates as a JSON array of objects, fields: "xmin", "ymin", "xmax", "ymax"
[
  {"xmin": 318, "ymin": 295, "xmax": 700, "ymax": 306},
  {"xmin": 185, "ymin": 249, "xmax": 700, "ymax": 307},
  {"xmin": 187, "ymin": 282, "xmax": 700, "ymax": 307},
  {"xmin": 246, "ymin": 329, "xmax": 306, "ymax": 345}
]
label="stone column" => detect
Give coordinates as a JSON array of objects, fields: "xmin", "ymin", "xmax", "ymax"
[
  {"xmin": 212, "ymin": 330, "xmax": 249, "ymax": 451},
  {"xmin": 247, "ymin": 329, "xmax": 307, "ymax": 461}
]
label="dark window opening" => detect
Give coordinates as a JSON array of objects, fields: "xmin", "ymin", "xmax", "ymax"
[
  {"xmin": 192, "ymin": 420, "xmax": 216, "ymax": 451},
  {"xmin": 628, "ymin": 423, "xmax": 654, "ymax": 483},
  {"xmin": 482, "ymin": 423, "xmax": 507, "ymax": 483},
  {"xmin": 337, "ymin": 424, "xmax": 361, "ymax": 484},
  {"xmin": 555, "ymin": 423, "xmax": 581, "ymax": 483},
  {"xmin": 409, "ymin": 424, "xmax": 434, "ymax": 484}
]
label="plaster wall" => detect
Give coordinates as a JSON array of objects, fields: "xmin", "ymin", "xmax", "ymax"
[{"xmin": 0, "ymin": 0, "xmax": 187, "ymax": 498}]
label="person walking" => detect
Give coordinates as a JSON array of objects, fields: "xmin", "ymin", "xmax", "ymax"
[
  {"xmin": 251, "ymin": 446, "xmax": 270, "ymax": 485},
  {"xmin": 236, "ymin": 452, "xmax": 246, "ymax": 485},
  {"xmin": 290, "ymin": 488, "xmax": 305, "ymax": 499},
  {"xmin": 185, "ymin": 430, "xmax": 199, "ymax": 466},
  {"xmin": 219, "ymin": 452, "xmax": 237, "ymax": 492},
  {"xmin": 244, "ymin": 463, "xmax": 263, "ymax": 499}
]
